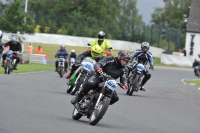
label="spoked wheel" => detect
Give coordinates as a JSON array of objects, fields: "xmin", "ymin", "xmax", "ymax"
[
  {"xmin": 72, "ymin": 108, "xmax": 82, "ymax": 120},
  {"xmin": 89, "ymin": 97, "xmax": 110, "ymax": 125}
]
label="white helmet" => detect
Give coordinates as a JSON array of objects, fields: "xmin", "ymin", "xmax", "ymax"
[
  {"xmin": 60, "ymin": 44, "xmax": 65, "ymax": 49},
  {"xmin": 141, "ymin": 42, "xmax": 150, "ymax": 53},
  {"xmin": 71, "ymin": 49, "xmax": 75, "ymax": 53}
]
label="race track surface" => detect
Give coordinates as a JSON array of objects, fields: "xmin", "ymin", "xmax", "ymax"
[{"xmin": 0, "ymin": 67, "xmax": 200, "ymax": 133}]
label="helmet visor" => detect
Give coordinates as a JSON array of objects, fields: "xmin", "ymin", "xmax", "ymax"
[
  {"xmin": 92, "ymin": 51, "xmax": 101, "ymax": 58},
  {"xmin": 142, "ymin": 46, "xmax": 148, "ymax": 52}
]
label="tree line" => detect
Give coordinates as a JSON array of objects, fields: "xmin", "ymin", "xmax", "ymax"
[{"xmin": 0, "ymin": 0, "xmax": 192, "ymax": 49}]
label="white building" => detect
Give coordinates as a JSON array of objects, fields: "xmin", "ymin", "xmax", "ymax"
[
  {"xmin": 185, "ymin": 0, "xmax": 200, "ymax": 59},
  {"xmin": 1, "ymin": 0, "xmax": 14, "ymax": 5}
]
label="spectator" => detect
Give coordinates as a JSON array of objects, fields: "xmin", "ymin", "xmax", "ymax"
[
  {"xmin": 182, "ymin": 47, "xmax": 186, "ymax": 56},
  {"xmin": 26, "ymin": 43, "xmax": 34, "ymax": 54},
  {"xmin": 35, "ymin": 46, "xmax": 43, "ymax": 54}
]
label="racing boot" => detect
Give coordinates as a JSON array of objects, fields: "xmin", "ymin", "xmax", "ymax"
[
  {"xmin": 71, "ymin": 90, "xmax": 85, "ymax": 104},
  {"xmin": 139, "ymin": 86, "xmax": 145, "ymax": 91},
  {"xmin": 13, "ymin": 64, "xmax": 18, "ymax": 70}
]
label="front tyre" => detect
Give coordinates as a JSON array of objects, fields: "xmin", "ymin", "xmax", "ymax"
[
  {"xmin": 72, "ymin": 108, "xmax": 82, "ymax": 120},
  {"xmin": 129, "ymin": 74, "xmax": 140, "ymax": 96},
  {"xmin": 59, "ymin": 66, "xmax": 63, "ymax": 78},
  {"xmin": 89, "ymin": 97, "xmax": 110, "ymax": 125},
  {"xmin": 66, "ymin": 85, "xmax": 74, "ymax": 93},
  {"xmin": 71, "ymin": 76, "xmax": 84, "ymax": 95}
]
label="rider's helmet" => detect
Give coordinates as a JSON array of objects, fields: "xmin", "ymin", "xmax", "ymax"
[
  {"xmin": 0, "ymin": 30, "xmax": 3, "ymax": 39},
  {"xmin": 11, "ymin": 36, "xmax": 17, "ymax": 44},
  {"xmin": 116, "ymin": 50, "xmax": 130, "ymax": 67},
  {"xmin": 141, "ymin": 42, "xmax": 150, "ymax": 53},
  {"xmin": 91, "ymin": 45, "xmax": 102, "ymax": 59},
  {"xmin": 60, "ymin": 44, "xmax": 65, "ymax": 50},
  {"xmin": 98, "ymin": 31, "xmax": 105, "ymax": 44},
  {"xmin": 71, "ymin": 49, "xmax": 75, "ymax": 53}
]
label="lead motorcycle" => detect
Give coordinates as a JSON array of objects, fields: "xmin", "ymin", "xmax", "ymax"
[
  {"xmin": 72, "ymin": 72, "xmax": 125, "ymax": 125},
  {"xmin": 4, "ymin": 50, "xmax": 18, "ymax": 74},
  {"xmin": 67, "ymin": 57, "xmax": 96, "ymax": 95},
  {"xmin": 126, "ymin": 62, "xmax": 145, "ymax": 96}
]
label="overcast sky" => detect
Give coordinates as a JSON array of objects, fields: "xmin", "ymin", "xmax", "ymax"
[{"xmin": 136, "ymin": 0, "xmax": 165, "ymax": 24}]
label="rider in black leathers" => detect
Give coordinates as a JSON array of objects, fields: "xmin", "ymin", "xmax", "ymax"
[
  {"xmin": 128, "ymin": 42, "xmax": 154, "ymax": 91},
  {"xmin": 1, "ymin": 37, "xmax": 22, "ymax": 70},
  {"xmin": 71, "ymin": 50, "xmax": 130, "ymax": 105}
]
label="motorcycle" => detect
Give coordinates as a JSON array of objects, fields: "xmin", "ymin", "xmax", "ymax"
[
  {"xmin": 57, "ymin": 55, "xmax": 66, "ymax": 78},
  {"xmin": 69, "ymin": 57, "xmax": 75, "ymax": 70},
  {"xmin": 72, "ymin": 72, "xmax": 125, "ymax": 125},
  {"xmin": 67, "ymin": 57, "xmax": 96, "ymax": 95},
  {"xmin": 126, "ymin": 62, "xmax": 145, "ymax": 96},
  {"xmin": 194, "ymin": 65, "xmax": 200, "ymax": 78},
  {"xmin": 4, "ymin": 50, "xmax": 18, "ymax": 74}
]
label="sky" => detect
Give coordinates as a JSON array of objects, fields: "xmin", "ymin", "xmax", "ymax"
[{"xmin": 136, "ymin": 0, "xmax": 165, "ymax": 24}]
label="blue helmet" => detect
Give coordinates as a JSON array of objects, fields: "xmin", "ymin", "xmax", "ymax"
[
  {"xmin": 0, "ymin": 30, "xmax": 3, "ymax": 38},
  {"xmin": 11, "ymin": 36, "xmax": 17, "ymax": 42}
]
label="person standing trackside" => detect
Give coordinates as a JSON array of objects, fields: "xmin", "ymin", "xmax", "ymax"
[{"xmin": 35, "ymin": 46, "xmax": 43, "ymax": 54}]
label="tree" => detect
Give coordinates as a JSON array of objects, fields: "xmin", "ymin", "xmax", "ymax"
[
  {"xmin": 151, "ymin": 0, "xmax": 192, "ymax": 48},
  {"xmin": 0, "ymin": 0, "xmax": 34, "ymax": 34}
]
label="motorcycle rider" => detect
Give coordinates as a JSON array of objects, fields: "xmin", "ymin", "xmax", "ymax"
[
  {"xmin": 68, "ymin": 49, "xmax": 77, "ymax": 67},
  {"xmin": 65, "ymin": 45, "xmax": 103, "ymax": 79},
  {"xmin": 71, "ymin": 50, "xmax": 130, "ymax": 105},
  {"xmin": 128, "ymin": 42, "xmax": 154, "ymax": 91},
  {"xmin": 1, "ymin": 37, "xmax": 22, "ymax": 70},
  {"xmin": 192, "ymin": 59, "xmax": 200, "ymax": 76},
  {"xmin": 55, "ymin": 44, "xmax": 69, "ymax": 72},
  {"xmin": 89, "ymin": 31, "xmax": 112, "ymax": 56}
]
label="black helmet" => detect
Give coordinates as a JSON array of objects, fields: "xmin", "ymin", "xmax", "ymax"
[
  {"xmin": 141, "ymin": 42, "xmax": 150, "ymax": 53},
  {"xmin": 98, "ymin": 31, "xmax": 105, "ymax": 42},
  {"xmin": 116, "ymin": 50, "xmax": 130, "ymax": 67}
]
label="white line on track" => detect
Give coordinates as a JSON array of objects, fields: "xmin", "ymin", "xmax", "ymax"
[{"xmin": 181, "ymin": 79, "xmax": 187, "ymax": 85}]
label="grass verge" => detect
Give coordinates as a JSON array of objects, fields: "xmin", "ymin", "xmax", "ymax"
[
  {"xmin": 23, "ymin": 43, "xmax": 189, "ymax": 68},
  {"xmin": 0, "ymin": 64, "xmax": 54, "ymax": 74},
  {"xmin": 186, "ymin": 79, "xmax": 200, "ymax": 87}
]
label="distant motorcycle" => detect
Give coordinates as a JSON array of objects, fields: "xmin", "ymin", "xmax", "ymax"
[
  {"xmin": 194, "ymin": 65, "xmax": 200, "ymax": 78},
  {"xmin": 72, "ymin": 72, "xmax": 125, "ymax": 125},
  {"xmin": 4, "ymin": 50, "xmax": 18, "ymax": 74},
  {"xmin": 67, "ymin": 57, "xmax": 96, "ymax": 95},
  {"xmin": 69, "ymin": 58, "xmax": 75, "ymax": 70},
  {"xmin": 127, "ymin": 62, "xmax": 145, "ymax": 96},
  {"xmin": 57, "ymin": 55, "xmax": 66, "ymax": 78}
]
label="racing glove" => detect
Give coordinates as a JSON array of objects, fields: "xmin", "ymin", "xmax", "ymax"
[
  {"xmin": 95, "ymin": 67, "xmax": 103, "ymax": 74},
  {"xmin": 123, "ymin": 83, "xmax": 128, "ymax": 90},
  {"xmin": 149, "ymin": 65, "xmax": 154, "ymax": 70}
]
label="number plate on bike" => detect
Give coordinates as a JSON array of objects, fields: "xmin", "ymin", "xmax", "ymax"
[
  {"xmin": 83, "ymin": 62, "xmax": 93, "ymax": 72},
  {"xmin": 105, "ymin": 80, "xmax": 117, "ymax": 90},
  {"xmin": 136, "ymin": 64, "xmax": 145, "ymax": 71}
]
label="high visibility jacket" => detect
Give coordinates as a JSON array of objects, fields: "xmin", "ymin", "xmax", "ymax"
[
  {"xmin": 27, "ymin": 46, "xmax": 34, "ymax": 54},
  {"xmin": 36, "ymin": 48, "xmax": 43, "ymax": 54},
  {"xmin": 90, "ymin": 40, "xmax": 112, "ymax": 56}
]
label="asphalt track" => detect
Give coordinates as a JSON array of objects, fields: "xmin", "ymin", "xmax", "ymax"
[{"xmin": 0, "ymin": 67, "xmax": 200, "ymax": 133}]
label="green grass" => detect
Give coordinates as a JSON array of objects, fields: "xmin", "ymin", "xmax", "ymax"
[
  {"xmin": 23, "ymin": 43, "xmax": 190, "ymax": 68},
  {"xmin": 186, "ymin": 79, "xmax": 200, "ymax": 87},
  {"xmin": 0, "ymin": 64, "xmax": 54, "ymax": 74},
  {"xmin": 24, "ymin": 43, "xmax": 121, "ymax": 59}
]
